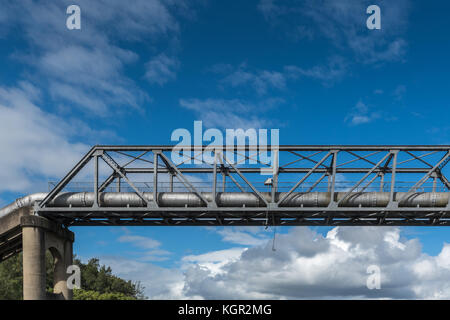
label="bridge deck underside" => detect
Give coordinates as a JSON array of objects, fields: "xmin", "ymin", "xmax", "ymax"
[
  {"xmin": 40, "ymin": 207, "xmax": 450, "ymax": 227},
  {"xmin": 0, "ymin": 227, "xmax": 22, "ymax": 262}
]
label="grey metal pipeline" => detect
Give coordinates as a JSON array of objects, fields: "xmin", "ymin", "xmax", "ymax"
[
  {"xmin": 1, "ymin": 191, "xmax": 450, "ymax": 218},
  {"xmin": 0, "ymin": 193, "xmax": 47, "ymax": 219}
]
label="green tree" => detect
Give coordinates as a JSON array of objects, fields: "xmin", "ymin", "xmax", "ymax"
[
  {"xmin": 73, "ymin": 289, "xmax": 137, "ymax": 300},
  {"xmin": 0, "ymin": 253, "xmax": 23, "ymax": 300},
  {"xmin": 0, "ymin": 254, "xmax": 146, "ymax": 300},
  {"xmin": 74, "ymin": 257, "xmax": 146, "ymax": 300}
]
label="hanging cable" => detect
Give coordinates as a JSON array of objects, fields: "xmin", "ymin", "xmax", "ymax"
[
  {"xmin": 265, "ymin": 210, "xmax": 269, "ymax": 230},
  {"xmin": 271, "ymin": 213, "xmax": 277, "ymax": 252}
]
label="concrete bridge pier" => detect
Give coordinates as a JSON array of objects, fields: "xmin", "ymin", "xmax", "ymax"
[{"xmin": 21, "ymin": 213, "xmax": 74, "ymax": 300}]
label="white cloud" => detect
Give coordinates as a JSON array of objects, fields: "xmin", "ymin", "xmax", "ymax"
[
  {"xmin": 216, "ymin": 227, "xmax": 270, "ymax": 246},
  {"xmin": 345, "ymin": 100, "xmax": 381, "ymax": 126},
  {"xmin": 98, "ymin": 255, "xmax": 192, "ymax": 299},
  {"xmin": 179, "ymin": 227, "xmax": 443, "ymax": 299},
  {"xmin": 0, "ymin": 0, "xmax": 187, "ymax": 115},
  {"xmin": 145, "ymin": 54, "xmax": 180, "ymax": 85},
  {"xmin": 0, "ymin": 0, "xmax": 193, "ymax": 196},
  {"xmin": 182, "ymin": 248, "xmax": 246, "ymax": 276},
  {"xmin": 212, "ymin": 59, "xmax": 346, "ymax": 93},
  {"xmin": 118, "ymin": 233, "xmax": 171, "ymax": 262},
  {"xmin": 119, "ymin": 235, "xmax": 162, "ymax": 250},
  {"xmin": 284, "ymin": 56, "xmax": 348, "ymax": 84},
  {"xmin": 0, "ymin": 83, "xmax": 89, "ymax": 192},
  {"xmin": 393, "ymin": 85, "xmax": 407, "ymax": 101},
  {"xmin": 216, "ymin": 63, "xmax": 286, "ymax": 95},
  {"xmin": 258, "ymin": 0, "xmax": 410, "ymax": 64},
  {"xmin": 76, "ymin": 0, "xmax": 179, "ymax": 39},
  {"xmin": 179, "ymin": 98, "xmax": 283, "ymax": 129},
  {"xmin": 84, "ymin": 226, "xmax": 450, "ymax": 300}
]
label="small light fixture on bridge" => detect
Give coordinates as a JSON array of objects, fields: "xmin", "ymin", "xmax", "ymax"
[{"xmin": 264, "ymin": 178, "xmax": 273, "ymax": 186}]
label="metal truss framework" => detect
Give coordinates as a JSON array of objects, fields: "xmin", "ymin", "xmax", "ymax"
[{"xmin": 36, "ymin": 145, "xmax": 450, "ymax": 227}]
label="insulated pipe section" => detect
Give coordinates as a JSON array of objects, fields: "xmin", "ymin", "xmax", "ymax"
[
  {"xmin": 49, "ymin": 192, "xmax": 264, "ymax": 208},
  {"xmin": 41, "ymin": 192, "xmax": 450, "ymax": 208},
  {"xmin": 1, "ymin": 192, "xmax": 450, "ymax": 218},
  {"xmin": 282, "ymin": 192, "xmax": 450, "ymax": 208},
  {"xmin": 0, "ymin": 193, "xmax": 47, "ymax": 219}
]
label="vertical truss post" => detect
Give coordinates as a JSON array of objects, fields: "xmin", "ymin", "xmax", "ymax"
[
  {"xmin": 222, "ymin": 172, "xmax": 226, "ymax": 192},
  {"xmin": 447, "ymin": 191, "xmax": 450, "ymax": 210},
  {"xmin": 153, "ymin": 151, "xmax": 159, "ymax": 207},
  {"xmin": 379, "ymin": 173, "xmax": 385, "ymax": 192},
  {"xmin": 93, "ymin": 151, "xmax": 102, "ymax": 208},
  {"xmin": 431, "ymin": 172, "xmax": 437, "ymax": 192},
  {"xmin": 328, "ymin": 151, "xmax": 338, "ymax": 208},
  {"xmin": 117, "ymin": 176, "xmax": 121, "ymax": 192},
  {"xmin": 327, "ymin": 173, "xmax": 331, "ymax": 192},
  {"xmin": 169, "ymin": 173, "xmax": 174, "ymax": 192},
  {"xmin": 271, "ymin": 149, "xmax": 279, "ymax": 204},
  {"xmin": 212, "ymin": 151, "xmax": 218, "ymax": 207},
  {"xmin": 388, "ymin": 150, "xmax": 398, "ymax": 208}
]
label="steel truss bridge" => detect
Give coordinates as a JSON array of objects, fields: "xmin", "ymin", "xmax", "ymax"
[{"xmin": 2, "ymin": 145, "xmax": 450, "ymax": 229}]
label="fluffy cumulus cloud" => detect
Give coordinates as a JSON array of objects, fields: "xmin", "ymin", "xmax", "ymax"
[
  {"xmin": 0, "ymin": 83, "xmax": 89, "ymax": 192},
  {"xmin": 258, "ymin": 0, "xmax": 410, "ymax": 64},
  {"xmin": 99, "ymin": 255, "xmax": 192, "ymax": 299},
  {"xmin": 0, "ymin": 0, "xmax": 189, "ymax": 196},
  {"xmin": 98, "ymin": 227, "xmax": 450, "ymax": 299},
  {"xmin": 0, "ymin": 0, "xmax": 185, "ymax": 115}
]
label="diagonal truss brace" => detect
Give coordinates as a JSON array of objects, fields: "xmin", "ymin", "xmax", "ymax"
[
  {"xmin": 39, "ymin": 146, "xmax": 97, "ymax": 209},
  {"xmin": 397, "ymin": 151, "xmax": 450, "ymax": 204},
  {"xmin": 278, "ymin": 151, "xmax": 332, "ymax": 206},
  {"xmin": 101, "ymin": 151, "xmax": 156, "ymax": 208},
  {"xmin": 221, "ymin": 151, "xmax": 269, "ymax": 207},
  {"xmin": 337, "ymin": 152, "xmax": 392, "ymax": 206},
  {"xmin": 158, "ymin": 152, "xmax": 211, "ymax": 207}
]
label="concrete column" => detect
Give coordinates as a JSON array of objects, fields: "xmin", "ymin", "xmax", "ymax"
[
  {"xmin": 21, "ymin": 215, "xmax": 75, "ymax": 300},
  {"xmin": 22, "ymin": 226, "xmax": 46, "ymax": 300}
]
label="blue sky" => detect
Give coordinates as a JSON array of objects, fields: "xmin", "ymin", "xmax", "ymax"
[{"xmin": 1, "ymin": 0, "xmax": 450, "ymax": 299}]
